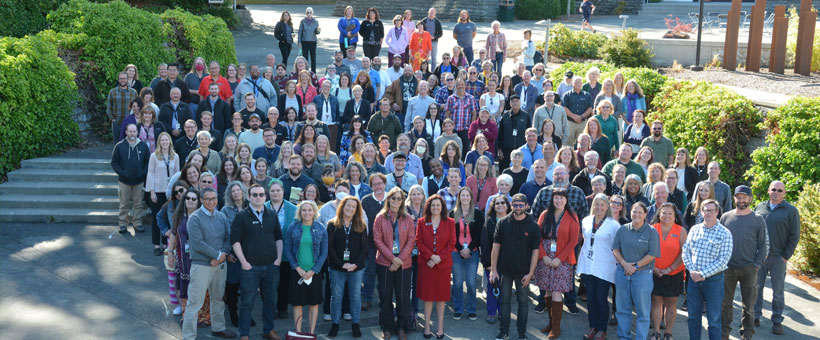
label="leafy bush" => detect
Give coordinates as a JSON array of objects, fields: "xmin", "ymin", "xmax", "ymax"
[
  {"xmin": 601, "ymin": 67, "xmax": 670, "ymax": 108},
  {"xmin": 161, "ymin": 8, "xmax": 238, "ymax": 70},
  {"xmin": 548, "ymin": 61, "xmax": 615, "ymax": 85},
  {"xmin": 0, "ymin": 35, "xmax": 80, "ymax": 177},
  {"xmin": 600, "ymin": 29, "xmax": 654, "ymax": 67},
  {"xmin": 793, "ymin": 183, "xmax": 820, "ymax": 275},
  {"xmin": 516, "ymin": 0, "xmax": 562, "ymax": 20},
  {"xmin": 650, "ymin": 81, "xmax": 762, "ymax": 185},
  {"xmin": 548, "ymin": 23, "xmax": 608, "ymax": 59},
  {"xmin": 747, "ymin": 97, "xmax": 820, "ymax": 202},
  {"xmin": 786, "ymin": 6, "xmax": 819, "ymax": 72},
  {"xmin": 0, "ymin": 0, "xmax": 67, "ymax": 37}
]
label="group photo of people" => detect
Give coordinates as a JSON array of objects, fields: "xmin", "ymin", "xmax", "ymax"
[{"xmin": 105, "ymin": 4, "xmax": 801, "ymax": 340}]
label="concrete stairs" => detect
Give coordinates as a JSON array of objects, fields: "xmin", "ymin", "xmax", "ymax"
[{"xmin": 0, "ymin": 157, "xmax": 121, "ymax": 224}]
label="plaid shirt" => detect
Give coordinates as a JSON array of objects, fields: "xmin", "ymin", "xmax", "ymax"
[
  {"xmin": 465, "ymin": 79, "xmax": 486, "ymax": 98},
  {"xmin": 531, "ymin": 184, "xmax": 589, "ymax": 220},
  {"xmin": 106, "ymin": 86, "xmax": 137, "ymax": 122},
  {"xmin": 445, "ymin": 93, "xmax": 478, "ymax": 131},
  {"xmin": 682, "ymin": 221, "xmax": 733, "ymax": 278},
  {"xmin": 435, "ymin": 86, "xmax": 455, "ymax": 109}
]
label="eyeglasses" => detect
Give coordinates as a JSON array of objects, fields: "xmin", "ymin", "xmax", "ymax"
[
  {"xmin": 652, "ymin": 128, "xmax": 662, "ymax": 131},
  {"xmin": 611, "ymin": 201, "xmax": 623, "ymax": 206},
  {"xmin": 250, "ymin": 193, "xmax": 266, "ymax": 198},
  {"xmin": 770, "ymin": 189, "xmax": 784, "ymax": 192},
  {"xmin": 494, "ymin": 202, "xmax": 507, "ymax": 205},
  {"xmin": 702, "ymin": 208, "xmax": 717, "ymax": 213},
  {"xmin": 185, "ymin": 197, "xmax": 198, "ymax": 201},
  {"xmin": 201, "ymin": 180, "xmax": 213, "ymax": 184},
  {"xmin": 201, "ymin": 197, "xmax": 217, "ymax": 201},
  {"xmin": 469, "ymin": 72, "xmax": 477, "ymax": 74},
  {"xmin": 512, "ymin": 203, "xmax": 526, "ymax": 208},
  {"xmin": 389, "ymin": 196, "xmax": 403, "ymax": 201}
]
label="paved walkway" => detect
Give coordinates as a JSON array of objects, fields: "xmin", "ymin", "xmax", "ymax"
[{"xmin": 2, "ymin": 222, "xmax": 819, "ymax": 339}]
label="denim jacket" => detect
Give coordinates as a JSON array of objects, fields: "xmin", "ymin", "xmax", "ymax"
[{"xmin": 285, "ymin": 220, "xmax": 328, "ymax": 273}]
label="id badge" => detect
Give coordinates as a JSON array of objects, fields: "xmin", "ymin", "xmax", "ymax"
[
  {"xmin": 512, "ymin": 129, "xmax": 518, "ymax": 137},
  {"xmin": 184, "ymin": 244, "xmax": 190, "ymax": 254},
  {"xmin": 549, "ymin": 240, "xmax": 557, "ymax": 253},
  {"xmin": 343, "ymin": 250, "xmax": 351, "ymax": 262},
  {"xmin": 463, "ymin": 243, "xmax": 469, "ymax": 251},
  {"xmin": 392, "ymin": 244, "xmax": 400, "ymax": 255},
  {"xmin": 587, "ymin": 250, "xmax": 594, "ymax": 259}
]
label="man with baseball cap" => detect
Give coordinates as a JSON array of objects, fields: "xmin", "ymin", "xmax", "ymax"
[
  {"xmin": 720, "ymin": 185, "xmax": 768, "ymax": 340},
  {"xmin": 490, "ymin": 193, "xmax": 541, "ymax": 340},
  {"xmin": 556, "ymin": 71, "xmax": 574, "ymax": 98},
  {"xmin": 238, "ymin": 113, "xmax": 265, "ymax": 151}
]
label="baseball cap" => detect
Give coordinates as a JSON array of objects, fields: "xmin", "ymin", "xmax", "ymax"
[
  {"xmin": 734, "ymin": 185, "xmax": 753, "ymax": 197},
  {"xmin": 249, "ymin": 113, "xmax": 261, "ymax": 121},
  {"xmin": 565, "ymin": 71, "xmax": 574, "ymax": 78},
  {"xmin": 512, "ymin": 194, "xmax": 528, "ymax": 204}
]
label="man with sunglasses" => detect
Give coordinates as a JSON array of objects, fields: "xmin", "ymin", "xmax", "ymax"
[
  {"xmin": 754, "ymin": 181, "xmax": 800, "ymax": 334},
  {"xmin": 639, "ymin": 120, "xmax": 675, "ymax": 167},
  {"xmin": 231, "ymin": 184, "xmax": 284, "ymax": 340},
  {"xmin": 489, "ymin": 194, "xmax": 540, "ymax": 340}
]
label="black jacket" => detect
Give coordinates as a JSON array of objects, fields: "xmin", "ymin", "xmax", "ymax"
[
  {"xmin": 420, "ymin": 17, "xmax": 443, "ymax": 41},
  {"xmin": 342, "ymin": 98, "xmax": 372, "ymax": 126},
  {"xmin": 678, "ymin": 166, "xmax": 699, "ymax": 200},
  {"xmin": 433, "ymin": 63, "xmax": 459, "ymax": 81},
  {"xmin": 277, "ymin": 93, "xmax": 303, "ymax": 118},
  {"xmin": 154, "ymin": 78, "xmax": 191, "ymax": 105},
  {"xmin": 497, "ymin": 109, "xmax": 531, "ymax": 150},
  {"xmin": 110, "ymin": 139, "xmax": 150, "ymax": 185},
  {"xmin": 197, "ymin": 96, "xmax": 232, "ymax": 132},
  {"xmin": 359, "ymin": 19, "xmax": 384, "ymax": 45},
  {"xmin": 174, "ymin": 135, "xmax": 198, "ymax": 161},
  {"xmin": 230, "ymin": 206, "xmax": 283, "ymax": 266},
  {"xmin": 326, "ymin": 220, "xmax": 368, "ymax": 271},
  {"xmin": 572, "ymin": 168, "xmax": 613, "ymax": 196},
  {"xmin": 450, "ymin": 208, "xmax": 485, "ymax": 252},
  {"xmin": 274, "ymin": 21, "xmax": 294, "ymax": 44},
  {"xmin": 158, "ymin": 101, "xmax": 192, "ymax": 132}
]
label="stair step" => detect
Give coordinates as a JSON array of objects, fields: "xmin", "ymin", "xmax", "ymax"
[
  {"xmin": 21, "ymin": 157, "xmax": 111, "ymax": 170},
  {"xmin": 7, "ymin": 168, "xmax": 118, "ymax": 183},
  {"xmin": 0, "ymin": 181, "xmax": 120, "ymax": 196},
  {"xmin": 0, "ymin": 195, "xmax": 120, "ymax": 209},
  {"xmin": 0, "ymin": 208, "xmax": 120, "ymax": 223}
]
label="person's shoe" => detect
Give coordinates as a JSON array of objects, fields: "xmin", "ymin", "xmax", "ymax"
[
  {"xmin": 328, "ymin": 323, "xmax": 340, "ymax": 338},
  {"xmin": 534, "ymin": 302, "xmax": 547, "ymax": 314},
  {"xmin": 423, "ymin": 333, "xmax": 433, "ymax": 339},
  {"xmin": 548, "ymin": 302, "xmax": 563, "ymax": 339},
  {"xmin": 452, "ymin": 312, "xmax": 463, "ymax": 320},
  {"xmin": 135, "ymin": 225, "xmax": 146, "ymax": 233},
  {"xmin": 609, "ymin": 313, "xmax": 618, "ymax": 325},
  {"xmin": 173, "ymin": 305, "xmax": 182, "ymax": 315},
  {"xmin": 663, "ymin": 333, "xmax": 673, "ymax": 340},
  {"xmin": 324, "ymin": 314, "xmax": 332, "ymax": 321},
  {"xmin": 398, "ymin": 329, "xmax": 408, "ymax": 340},
  {"xmin": 277, "ymin": 310, "xmax": 288, "ymax": 319},
  {"xmin": 486, "ymin": 315, "xmax": 496, "ymax": 324},
  {"xmin": 650, "ymin": 331, "xmax": 661, "ymax": 340},
  {"xmin": 344, "ymin": 313, "xmax": 352, "ymax": 321},
  {"xmin": 211, "ymin": 330, "xmax": 236, "ymax": 338},
  {"xmin": 468, "ymin": 313, "xmax": 477, "ymax": 320},
  {"xmin": 352, "ymin": 323, "xmax": 362, "ymax": 338},
  {"xmin": 382, "ymin": 330, "xmax": 392, "ymax": 339},
  {"xmin": 119, "ymin": 226, "xmax": 128, "ymax": 234},
  {"xmin": 583, "ymin": 328, "xmax": 596, "ymax": 340},
  {"xmin": 772, "ymin": 323, "xmax": 784, "ymax": 334},
  {"xmin": 594, "ymin": 331, "xmax": 608, "ymax": 340},
  {"xmin": 566, "ymin": 304, "xmax": 579, "ymax": 315},
  {"xmin": 262, "ymin": 330, "xmax": 282, "ymax": 340},
  {"xmin": 754, "ymin": 319, "xmax": 760, "ymax": 327},
  {"xmin": 495, "ymin": 332, "xmax": 508, "ymax": 340},
  {"xmin": 362, "ymin": 301, "xmax": 372, "ymax": 311},
  {"xmin": 153, "ymin": 247, "xmax": 162, "ymax": 256},
  {"xmin": 435, "ymin": 332, "xmax": 445, "ymax": 339}
]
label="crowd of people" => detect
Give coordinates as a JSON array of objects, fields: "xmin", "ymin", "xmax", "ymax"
[{"xmin": 106, "ymin": 5, "xmax": 801, "ymax": 340}]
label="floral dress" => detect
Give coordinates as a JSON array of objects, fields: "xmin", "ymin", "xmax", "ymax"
[
  {"xmin": 410, "ymin": 31, "xmax": 432, "ymax": 71},
  {"xmin": 174, "ymin": 215, "xmax": 211, "ymax": 324}
]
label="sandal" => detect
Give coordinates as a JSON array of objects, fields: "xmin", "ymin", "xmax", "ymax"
[
  {"xmin": 650, "ymin": 332, "xmax": 661, "ymax": 340},
  {"xmin": 435, "ymin": 333, "xmax": 445, "ymax": 339},
  {"xmin": 663, "ymin": 333, "xmax": 673, "ymax": 340}
]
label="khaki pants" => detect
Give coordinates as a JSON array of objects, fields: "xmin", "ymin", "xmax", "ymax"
[
  {"xmin": 183, "ymin": 263, "xmax": 227, "ymax": 340},
  {"xmin": 721, "ymin": 265, "xmax": 758, "ymax": 339},
  {"xmin": 118, "ymin": 181, "xmax": 144, "ymax": 227},
  {"xmin": 566, "ymin": 118, "xmax": 588, "ymax": 148}
]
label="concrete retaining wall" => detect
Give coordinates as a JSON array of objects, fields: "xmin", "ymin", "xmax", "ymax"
[{"xmin": 647, "ymin": 37, "xmax": 772, "ymax": 67}]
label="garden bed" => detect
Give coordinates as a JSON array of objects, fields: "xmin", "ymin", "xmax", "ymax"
[{"xmin": 659, "ymin": 67, "xmax": 820, "ymax": 98}]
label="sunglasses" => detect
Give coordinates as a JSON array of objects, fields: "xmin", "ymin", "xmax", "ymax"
[
  {"xmin": 512, "ymin": 203, "xmax": 526, "ymax": 208},
  {"xmin": 770, "ymin": 189, "xmax": 784, "ymax": 192},
  {"xmin": 201, "ymin": 180, "xmax": 213, "ymax": 184},
  {"xmin": 185, "ymin": 197, "xmax": 198, "ymax": 201},
  {"xmin": 250, "ymin": 193, "xmax": 266, "ymax": 198},
  {"xmin": 389, "ymin": 196, "xmax": 403, "ymax": 201},
  {"xmin": 611, "ymin": 201, "xmax": 623, "ymax": 206},
  {"xmin": 201, "ymin": 197, "xmax": 217, "ymax": 201},
  {"xmin": 175, "ymin": 188, "xmax": 186, "ymax": 194}
]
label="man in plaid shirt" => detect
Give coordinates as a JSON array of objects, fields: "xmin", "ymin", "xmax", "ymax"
[
  {"xmin": 682, "ymin": 199, "xmax": 733, "ymax": 340},
  {"xmin": 445, "ymin": 79, "xmax": 478, "ymax": 153},
  {"xmin": 106, "ymin": 72, "xmax": 138, "ymax": 140},
  {"xmin": 465, "ymin": 66, "xmax": 486, "ymax": 98}
]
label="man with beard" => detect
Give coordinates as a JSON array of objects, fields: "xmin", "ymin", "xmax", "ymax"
[
  {"xmin": 332, "ymin": 50, "xmax": 351, "ymax": 77},
  {"xmin": 384, "ymin": 153, "xmax": 416, "ymax": 193},
  {"xmin": 404, "ymin": 80, "xmax": 436, "ymax": 130},
  {"xmin": 155, "ymin": 63, "xmax": 191, "ymax": 105},
  {"xmin": 295, "ymin": 103, "xmax": 331, "ymax": 139},
  {"xmin": 465, "ymin": 66, "xmax": 486, "ymax": 98},
  {"xmin": 372, "ymin": 57, "xmax": 391, "ymax": 101},
  {"xmin": 234, "ymin": 64, "xmax": 278, "ymax": 115},
  {"xmin": 238, "ymin": 114, "xmax": 265, "ymax": 151},
  {"xmin": 383, "ymin": 133, "xmax": 424, "ymax": 182},
  {"xmin": 239, "ymin": 92, "xmax": 267, "ymax": 128},
  {"xmin": 640, "ymin": 120, "xmax": 676, "ymax": 167},
  {"xmin": 366, "ymin": 99, "xmax": 403, "ymax": 149},
  {"xmin": 111, "ymin": 124, "xmax": 150, "ymax": 234},
  {"xmin": 342, "ymin": 46, "xmax": 363, "ymax": 77},
  {"xmin": 489, "ymin": 194, "xmax": 541, "ymax": 340},
  {"xmin": 300, "ymin": 143, "xmax": 324, "ymax": 185},
  {"xmin": 384, "ymin": 65, "xmax": 418, "ymax": 128},
  {"xmin": 173, "ymin": 120, "xmax": 199, "ymax": 158},
  {"xmin": 107, "ymin": 72, "xmax": 139, "ymax": 140},
  {"xmin": 277, "ymin": 154, "xmax": 317, "ymax": 204},
  {"xmin": 252, "ymin": 128, "xmax": 281, "ymax": 166},
  {"xmin": 386, "ymin": 54, "xmax": 403, "ymax": 82},
  {"xmin": 720, "ymin": 185, "xmax": 767, "ymax": 340},
  {"xmin": 572, "ymin": 151, "xmax": 611, "ymax": 196},
  {"xmin": 198, "ymin": 82, "xmax": 232, "ymax": 132}
]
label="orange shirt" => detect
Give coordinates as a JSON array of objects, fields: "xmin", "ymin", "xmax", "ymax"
[{"xmin": 654, "ymin": 223, "xmax": 685, "ymax": 275}]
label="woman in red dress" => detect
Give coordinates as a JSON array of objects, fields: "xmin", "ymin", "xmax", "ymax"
[{"xmin": 416, "ymin": 194, "xmax": 456, "ymax": 339}]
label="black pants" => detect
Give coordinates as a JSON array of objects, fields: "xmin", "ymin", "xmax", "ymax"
[
  {"xmin": 363, "ymin": 43, "xmax": 381, "ymax": 61},
  {"xmin": 500, "ymin": 273, "xmax": 529, "ymax": 338},
  {"xmin": 499, "ymin": 148, "xmax": 513, "ymax": 170},
  {"xmin": 456, "ymin": 130, "xmax": 470, "ymax": 160},
  {"xmin": 279, "ymin": 41, "xmax": 292, "ymax": 66},
  {"xmin": 376, "ymin": 264, "xmax": 412, "ymax": 332},
  {"xmin": 145, "ymin": 192, "xmax": 167, "ymax": 246},
  {"xmin": 340, "ymin": 42, "xmax": 357, "ymax": 53},
  {"xmin": 277, "ymin": 261, "xmax": 292, "ymax": 315},
  {"xmin": 301, "ymin": 41, "xmax": 317, "ymax": 73}
]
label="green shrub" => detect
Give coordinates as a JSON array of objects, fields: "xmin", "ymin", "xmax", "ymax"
[
  {"xmin": 548, "ymin": 23, "xmax": 608, "ymax": 59},
  {"xmin": 0, "ymin": 0, "xmax": 67, "ymax": 37},
  {"xmin": 161, "ymin": 8, "xmax": 238, "ymax": 70},
  {"xmin": 202, "ymin": 5, "xmax": 240, "ymax": 29},
  {"xmin": 601, "ymin": 67, "xmax": 670, "ymax": 108},
  {"xmin": 600, "ymin": 29, "xmax": 654, "ymax": 68},
  {"xmin": 0, "ymin": 35, "xmax": 80, "ymax": 177},
  {"xmin": 548, "ymin": 61, "xmax": 615, "ymax": 86},
  {"xmin": 516, "ymin": 0, "xmax": 562, "ymax": 20},
  {"xmin": 747, "ymin": 97, "xmax": 820, "ymax": 202},
  {"xmin": 786, "ymin": 6, "xmax": 819, "ymax": 72},
  {"xmin": 650, "ymin": 81, "xmax": 762, "ymax": 185},
  {"xmin": 793, "ymin": 183, "xmax": 820, "ymax": 275}
]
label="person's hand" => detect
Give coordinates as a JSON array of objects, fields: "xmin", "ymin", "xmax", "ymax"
[
  {"xmin": 782, "ymin": 256, "xmax": 788, "ymax": 264},
  {"xmin": 347, "ymin": 32, "xmax": 353, "ymax": 38},
  {"xmin": 172, "ymin": 129, "xmax": 181, "ymax": 137},
  {"xmin": 691, "ymin": 271, "xmax": 704, "ymax": 282},
  {"xmin": 551, "ymin": 258, "xmax": 561, "ymax": 268},
  {"xmin": 623, "ymin": 262, "xmax": 636, "ymax": 275},
  {"xmin": 489, "ymin": 270, "xmax": 499, "ymax": 284},
  {"xmin": 218, "ymin": 252, "xmax": 227, "ymax": 263},
  {"xmin": 522, "ymin": 273, "xmax": 533, "ymax": 286},
  {"xmin": 389, "ymin": 263, "xmax": 399, "ymax": 272},
  {"xmin": 460, "ymin": 248, "xmax": 471, "ymax": 258},
  {"xmin": 274, "ymin": 258, "xmax": 281, "ymax": 266},
  {"xmin": 392, "ymin": 104, "xmax": 401, "ymax": 111},
  {"xmin": 431, "ymin": 255, "xmax": 441, "ymax": 264},
  {"xmin": 165, "ymin": 230, "xmax": 172, "ymax": 238},
  {"xmin": 227, "ymin": 254, "xmax": 237, "ymax": 263},
  {"xmin": 347, "ymin": 264, "xmax": 357, "ymax": 272},
  {"xmin": 211, "ymin": 259, "xmax": 219, "ymax": 267},
  {"xmin": 392, "ymin": 257, "xmax": 403, "ymax": 267},
  {"xmin": 166, "ymin": 254, "xmax": 175, "ymax": 268},
  {"xmin": 427, "ymin": 259, "xmax": 436, "ymax": 268},
  {"xmin": 304, "ymin": 270, "xmax": 315, "ymax": 280},
  {"xmin": 542, "ymin": 257, "xmax": 551, "ymax": 267},
  {"xmin": 653, "ymin": 268, "xmax": 662, "ymax": 277},
  {"xmin": 296, "ymin": 267, "xmax": 307, "ymax": 277},
  {"xmin": 241, "ymin": 261, "xmax": 252, "ymax": 270},
  {"xmin": 150, "ymin": 192, "xmax": 158, "ymax": 203},
  {"xmin": 498, "ymin": 152, "xmax": 504, "ymax": 160}
]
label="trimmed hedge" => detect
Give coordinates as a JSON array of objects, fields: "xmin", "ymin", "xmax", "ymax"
[
  {"xmin": 793, "ymin": 183, "xmax": 820, "ymax": 275},
  {"xmin": 161, "ymin": 8, "xmax": 238, "ymax": 71},
  {"xmin": 548, "ymin": 23, "xmax": 608, "ymax": 59},
  {"xmin": 549, "ymin": 62, "xmax": 671, "ymax": 109},
  {"xmin": 600, "ymin": 29, "xmax": 654, "ymax": 68},
  {"xmin": 0, "ymin": 0, "xmax": 67, "ymax": 38},
  {"xmin": 0, "ymin": 35, "xmax": 80, "ymax": 177},
  {"xmin": 747, "ymin": 97, "xmax": 820, "ymax": 202},
  {"xmin": 650, "ymin": 81, "xmax": 762, "ymax": 185}
]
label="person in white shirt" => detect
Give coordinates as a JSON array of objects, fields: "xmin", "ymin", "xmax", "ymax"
[{"xmin": 479, "ymin": 79, "xmax": 505, "ymax": 122}]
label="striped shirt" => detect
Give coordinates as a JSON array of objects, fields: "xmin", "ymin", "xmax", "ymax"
[{"xmin": 682, "ymin": 221, "xmax": 733, "ymax": 278}]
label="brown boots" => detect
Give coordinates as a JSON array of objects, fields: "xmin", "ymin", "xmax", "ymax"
[
  {"xmin": 540, "ymin": 299, "xmax": 553, "ymax": 334},
  {"xmin": 548, "ymin": 302, "xmax": 563, "ymax": 339}
]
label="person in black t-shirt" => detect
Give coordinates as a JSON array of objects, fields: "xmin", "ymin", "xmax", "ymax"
[{"xmin": 489, "ymin": 194, "xmax": 540, "ymax": 340}]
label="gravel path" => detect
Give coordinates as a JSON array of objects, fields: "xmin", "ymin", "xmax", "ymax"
[{"xmin": 659, "ymin": 67, "xmax": 820, "ymax": 98}]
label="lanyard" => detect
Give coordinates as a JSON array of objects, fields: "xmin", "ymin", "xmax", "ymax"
[
  {"xmin": 163, "ymin": 155, "xmax": 171, "ymax": 178},
  {"xmin": 477, "ymin": 176, "xmax": 487, "ymax": 194},
  {"xmin": 391, "ymin": 214, "xmax": 400, "ymax": 252},
  {"xmin": 344, "ymin": 222, "xmax": 352, "ymax": 251},
  {"xmin": 590, "ymin": 218, "xmax": 603, "ymax": 247},
  {"xmin": 546, "ymin": 105, "xmax": 557, "ymax": 121},
  {"xmin": 429, "ymin": 221, "xmax": 438, "ymax": 252}
]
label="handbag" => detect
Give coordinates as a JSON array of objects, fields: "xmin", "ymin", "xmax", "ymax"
[
  {"xmin": 286, "ymin": 316, "xmax": 317, "ymax": 340},
  {"xmin": 163, "ymin": 250, "xmax": 175, "ymax": 271}
]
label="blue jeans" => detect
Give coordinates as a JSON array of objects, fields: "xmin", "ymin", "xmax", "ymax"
[
  {"xmin": 362, "ymin": 246, "xmax": 378, "ymax": 303},
  {"xmin": 462, "ymin": 45, "xmax": 474, "ymax": 65},
  {"xmin": 330, "ymin": 268, "xmax": 363, "ymax": 323},
  {"xmin": 583, "ymin": 274, "xmax": 612, "ymax": 333},
  {"xmin": 451, "ymin": 250, "xmax": 479, "ymax": 314},
  {"xmin": 239, "ymin": 264, "xmax": 280, "ymax": 336},
  {"xmin": 687, "ymin": 273, "xmax": 724, "ymax": 340},
  {"xmin": 615, "ymin": 267, "xmax": 653, "ymax": 340},
  {"xmin": 484, "ymin": 269, "xmax": 501, "ymax": 316},
  {"xmin": 493, "ymin": 52, "xmax": 504, "ymax": 74}
]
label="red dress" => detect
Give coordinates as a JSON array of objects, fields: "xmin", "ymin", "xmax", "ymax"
[{"xmin": 416, "ymin": 217, "xmax": 456, "ymax": 301}]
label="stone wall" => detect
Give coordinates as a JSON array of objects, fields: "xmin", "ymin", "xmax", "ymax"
[
  {"xmin": 589, "ymin": 0, "xmax": 644, "ymax": 16},
  {"xmin": 333, "ymin": 0, "xmax": 499, "ymax": 22}
]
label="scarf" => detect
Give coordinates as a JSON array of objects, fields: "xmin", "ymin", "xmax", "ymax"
[
  {"xmin": 139, "ymin": 125, "xmax": 156, "ymax": 153},
  {"xmin": 625, "ymin": 92, "xmax": 640, "ymax": 122}
]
